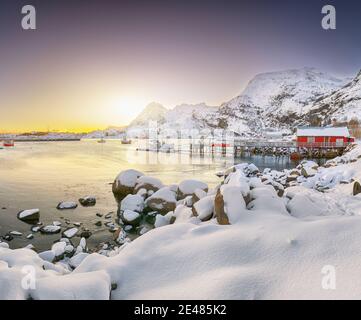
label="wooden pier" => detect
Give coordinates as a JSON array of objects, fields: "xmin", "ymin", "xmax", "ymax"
[{"xmin": 189, "ymin": 138, "xmax": 347, "ymax": 159}]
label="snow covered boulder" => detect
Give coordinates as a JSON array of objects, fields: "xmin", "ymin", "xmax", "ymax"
[
  {"xmin": 220, "ymin": 185, "xmax": 247, "ymax": 224},
  {"xmin": 353, "ymin": 181, "xmax": 361, "ymax": 196},
  {"xmin": 248, "ymin": 186, "xmax": 288, "ymax": 215},
  {"xmin": 298, "ymin": 160, "xmax": 319, "ymax": 170},
  {"xmin": 79, "ymin": 196, "xmax": 96, "ymax": 207},
  {"xmin": 192, "ymin": 195, "xmax": 215, "ymax": 221},
  {"xmin": 133, "ymin": 176, "xmax": 164, "ymax": 196},
  {"xmin": 286, "ymin": 189, "xmax": 343, "ymax": 218},
  {"xmin": 121, "ymin": 210, "xmax": 142, "ymax": 226},
  {"xmin": 192, "ymin": 188, "xmax": 207, "ymax": 204},
  {"xmin": 57, "ymin": 201, "xmax": 78, "ymax": 210},
  {"xmin": 17, "ymin": 209, "xmax": 40, "ymax": 222},
  {"xmin": 51, "ymin": 241, "xmax": 67, "ymax": 258},
  {"xmin": 120, "ymin": 194, "xmax": 144, "ymax": 213},
  {"xmin": 154, "ymin": 211, "xmax": 174, "ymax": 228},
  {"xmin": 145, "ymin": 187, "xmax": 177, "ymax": 215},
  {"xmin": 223, "ymin": 166, "xmax": 236, "ymax": 178},
  {"xmin": 301, "ymin": 167, "xmax": 317, "ymax": 178},
  {"xmin": 224, "ymin": 169, "xmax": 251, "ymax": 204},
  {"xmin": 0, "ymin": 242, "xmax": 9, "ymax": 249},
  {"xmin": 62, "ymin": 227, "xmax": 79, "ymax": 238},
  {"xmin": 0, "ymin": 248, "xmax": 46, "ymax": 299},
  {"xmin": 113, "ymin": 228, "xmax": 129, "ymax": 245},
  {"xmin": 40, "ymin": 225, "xmax": 61, "ymax": 234},
  {"xmin": 69, "ymin": 252, "xmax": 89, "ymax": 269},
  {"xmin": 173, "ymin": 205, "xmax": 193, "ymax": 224},
  {"xmin": 39, "ymin": 250, "xmax": 56, "ymax": 262},
  {"xmin": 214, "ymin": 189, "xmax": 228, "ymax": 225},
  {"xmin": 264, "ymin": 180, "xmax": 284, "ymax": 197},
  {"xmin": 286, "ymin": 173, "xmax": 299, "ymax": 183},
  {"xmin": 177, "ymin": 179, "xmax": 208, "ymax": 200},
  {"xmin": 112, "ymin": 169, "xmax": 144, "ymax": 201},
  {"xmin": 242, "ymin": 163, "xmax": 259, "ymax": 176}
]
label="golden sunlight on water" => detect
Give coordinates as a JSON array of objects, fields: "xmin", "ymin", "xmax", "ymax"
[
  {"xmin": 0, "ymin": 139, "xmax": 300, "ymax": 251},
  {"xmin": 0, "ymin": 140, "xmax": 230, "ymax": 250}
]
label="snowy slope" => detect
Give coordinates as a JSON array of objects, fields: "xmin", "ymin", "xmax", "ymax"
[
  {"xmin": 215, "ymin": 68, "xmax": 347, "ymax": 135},
  {"xmin": 304, "ymin": 70, "xmax": 361, "ymax": 124},
  {"xmin": 164, "ymin": 103, "xmax": 218, "ymax": 131}
]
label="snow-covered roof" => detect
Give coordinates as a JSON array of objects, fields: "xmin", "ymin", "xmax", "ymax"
[{"xmin": 296, "ymin": 127, "xmax": 350, "ymax": 137}]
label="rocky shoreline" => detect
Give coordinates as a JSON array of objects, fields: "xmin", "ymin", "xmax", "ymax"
[
  {"xmin": 1, "ymin": 143, "xmax": 361, "ymax": 299},
  {"xmin": 2, "ymin": 143, "xmax": 360, "ymax": 258}
]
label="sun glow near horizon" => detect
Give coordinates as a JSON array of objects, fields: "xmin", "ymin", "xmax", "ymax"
[
  {"xmin": 105, "ymin": 95, "xmax": 150, "ymax": 125},
  {"xmin": 1, "ymin": 88, "xmax": 152, "ymax": 134}
]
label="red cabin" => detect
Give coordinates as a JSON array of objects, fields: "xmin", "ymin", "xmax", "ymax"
[{"xmin": 296, "ymin": 127, "xmax": 354, "ymax": 148}]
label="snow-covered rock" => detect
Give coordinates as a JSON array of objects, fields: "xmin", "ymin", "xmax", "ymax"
[
  {"xmin": 173, "ymin": 205, "xmax": 193, "ymax": 224},
  {"xmin": 154, "ymin": 212, "xmax": 174, "ymax": 228},
  {"xmin": 146, "ymin": 187, "xmax": 177, "ymax": 214},
  {"xmin": 220, "ymin": 185, "xmax": 246, "ymax": 224},
  {"xmin": 79, "ymin": 196, "xmax": 96, "ymax": 207},
  {"xmin": 121, "ymin": 210, "xmax": 141, "ymax": 225},
  {"xmin": 39, "ymin": 250, "xmax": 56, "ymax": 263},
  {"xmin": 134, "ymin": 176, "xmax": 164, "ymax": 195},
  {"xmin": 69, "ymin": 252, "xmax": 89, "ymax": 269},
  {"xmin": 192, "ymin": 195, "xmax": 215, "ymax": 221},
  {"xmin": 112, "ymin": 169, "xmax": 144, "ymax": 201},
  {"xmin": 62, "ymin": 228, "xmax": 79, "ymax": 239},
  {"xmin": 9, "ymin": 231, "xmax": 22, "ymax": 236},
  {"xmin": 17, "ymin": 209, "xmax": 40, "ymax": 222},
  {"xmin": 51, "ymin": 241, "xmax": 67, "ymax": 258},
  {"xmin": 57, "ymin": 201, "xmax": 78, "ymax": 210},
  {"xmin": 40, "ymin": 225, "xmax": 61, "ymax": 234},
  {"xmin": 177, "ymin": 179, "xmax": 208, "ymax": 200},
  {"xmin": 120, "ymin": 194, "xmax": 145, "ymax": 213}
]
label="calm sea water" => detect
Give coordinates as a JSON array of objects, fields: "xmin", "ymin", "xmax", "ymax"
[{"xmin": 0, "ymin": 140, "xmax": 299, "ymax": 250}]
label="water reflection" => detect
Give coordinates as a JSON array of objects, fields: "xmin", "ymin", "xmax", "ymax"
[{"xmin": 0, "ymin": 140, "xmax": 318, "ymax": 250}]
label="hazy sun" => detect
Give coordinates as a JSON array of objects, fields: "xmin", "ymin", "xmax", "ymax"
[{"xmin": 106, "ymin": 95, "xmax": 148, "ymax": 124}]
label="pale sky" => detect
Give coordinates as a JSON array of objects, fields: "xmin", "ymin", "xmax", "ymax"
[{"xmin": 1, "ymin": 0, "xmax": 360, "ymax": 133}]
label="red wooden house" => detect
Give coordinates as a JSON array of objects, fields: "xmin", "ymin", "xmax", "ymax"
[{"xmin": 296, "ymin": 127, "xmax": 354, "ymax": 148}]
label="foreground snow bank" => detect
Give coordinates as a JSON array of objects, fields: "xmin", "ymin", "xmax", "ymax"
[
  {"xmin": 2, "ymin": 143, "xmax": 361, "ymax": 300},
  {"xmin": 75, "ymin": 212, "xmax": 361, "ymax": 299}
]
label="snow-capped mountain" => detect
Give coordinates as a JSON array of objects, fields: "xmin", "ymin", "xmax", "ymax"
[
  {"xmin": 129, "ymin": 102, "xmax": 168, "ymax": 127},
  {"xmin": 84, "ymin": 126, "xmax": 127, "ymax": 139},
  {"xmin": 304, "ymin": 70, "xmax": 361, "ymax": 124},
  {"xmin": 214, "ymin": 68, "xmax": 347, "ymax": 135},
  {"xmin": 127, "ymin": 68, "xmax": 360, "ymax": 137},
  {"xmin": 127, "ymin": 102, "xmax": 217, "ymax": 137}
]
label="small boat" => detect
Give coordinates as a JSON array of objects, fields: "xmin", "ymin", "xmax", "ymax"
[
  {"xmin": 3, "ymin": 140, "xmax": 14, "ymax": 147},
  {"xmin": 121, "ymin": 138, "xmax": 132, "ymax": 145},
  {"xmin": 97, "ymin": 138, "xmax": 106, "ymax": 143}
]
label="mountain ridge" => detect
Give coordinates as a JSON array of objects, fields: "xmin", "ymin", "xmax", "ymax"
[{"xmin": 127, "ymin": 67, "xmax": 360, "ymax": 137}]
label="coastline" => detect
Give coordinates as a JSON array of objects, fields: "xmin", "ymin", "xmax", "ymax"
[
  {"xmin": 12, "ymin": 138, "xmax": 82, "ymax": 142},
  {"xmin": 1, "ymin": 142, "xmax": 360, "ymax": 299}
]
